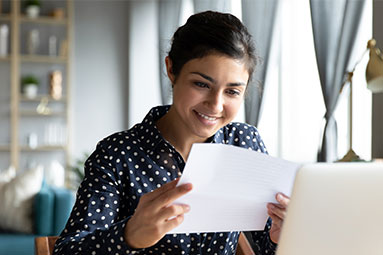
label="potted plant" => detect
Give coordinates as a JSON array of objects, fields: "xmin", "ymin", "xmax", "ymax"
[
  {"xmin": 25, "ymin": 0, "xmax": 41, "ymax": 18},
  {"xmin": 67, "ymin": 153, "xmax": 89, "ymax": 190},
  {"xmin": 21, "ymin": 75, "xmax": 39, "ymax": 99}
]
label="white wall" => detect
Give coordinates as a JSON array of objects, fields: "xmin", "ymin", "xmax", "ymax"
[{"xmin": 72, "ymin": 1, "xmax": 130, "ymax": 159}]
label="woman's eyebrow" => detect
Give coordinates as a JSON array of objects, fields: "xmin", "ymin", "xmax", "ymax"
[
  {"xmin": 190, "ymin": 71, "xmax": 246, "ymax": 87},
  {"xmin": 227, "ymin": 82, "xmax": 246, "ymax": 87},
  {"xmin": 191, "ymin": 72, "xmax": 215, "ymax": 83}
]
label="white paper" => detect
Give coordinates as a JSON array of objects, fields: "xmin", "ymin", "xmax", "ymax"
[{"xmin": 169, "ymin": 143, "xmax": 299, "ymax": 234}]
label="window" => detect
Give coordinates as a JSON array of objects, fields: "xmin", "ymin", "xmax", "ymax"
[{"xmin": 258, "ymin": 0, "xmax": 372, "ymax": 162}]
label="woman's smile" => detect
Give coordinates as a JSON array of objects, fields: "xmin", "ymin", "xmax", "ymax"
[{"xmin": 194, "ymin": 110, "xmax": 220, "ymax": 127}]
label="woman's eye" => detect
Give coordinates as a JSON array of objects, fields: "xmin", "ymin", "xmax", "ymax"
[
  {"xmin": 226, "ymin": 89, "xmax": 241, "ymax": 96},
  {"xmin": 194, "ymin": 82, "xmax": 209, "ymax": 88}
]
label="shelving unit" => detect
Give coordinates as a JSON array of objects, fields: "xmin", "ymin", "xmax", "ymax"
[
  {"xmin": 19, "ymin": 94, "xmax": 67, "ymax": 101},
  {"xmin": 0, "ymin": 145, "xmax": 10, "ymax": 152},
  {"xmin": 20, "ymin": 145, "xmax": 66, "ymax": 152},
  {"xmin": 19, "ymin": 15, "xmax": 67, "ymax": 25},
  {"xmin": 0, "ymin": 14, "xmax": 11, "ymax": 21},
  {"xmin": 20, "ymin": 55, "xmax": 67, "ymax": 63},
  {"xmin": 0, "ymin": 0, "xmax": 73, "ymax": 174},
  {"xmin": 19, "ymin": 111, "xmax": 66, "ymax": 117}
]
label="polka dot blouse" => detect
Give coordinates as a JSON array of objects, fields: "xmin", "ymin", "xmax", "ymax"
[{"xmin": 54, "ymin": 105, "xmax": 277, "ymax": 255}]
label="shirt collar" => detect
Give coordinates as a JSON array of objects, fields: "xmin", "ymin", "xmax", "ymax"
[{"xmin": 136, "ymin": 105, "xmax": 170, "ymax": 151}]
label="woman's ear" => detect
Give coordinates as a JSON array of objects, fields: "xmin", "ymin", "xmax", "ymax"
[{"xmin": 165, "ymin": 56, "xmax": 176, "ymax": 84}]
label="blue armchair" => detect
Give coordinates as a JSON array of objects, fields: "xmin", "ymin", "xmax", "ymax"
[{"xmin": 0, "ymin": 183, "xmax": 75, "ymax": 255}]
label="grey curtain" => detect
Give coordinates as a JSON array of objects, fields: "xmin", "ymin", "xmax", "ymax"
[
  {"xmin": 158, "ymin": 0, "xmax": 182, "ymax": 105},
  {"xmin": 242, "ymin": 0, "xmax": 280, "ymax": 127},
  {"xmin": 193, "ymin": 0, "xmax": 231, "ymax": 13},
  {"xmin": 310, "ymin": 0, "xmax": 366, "ymax": 162}
]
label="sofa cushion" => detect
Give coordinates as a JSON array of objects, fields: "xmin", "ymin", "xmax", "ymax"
[
  {"xmin": 0, "ymin": 234, "xmax": 35, "ymax": 255},
  {"xmin": 0, "ymin": 165, "xmax": 16, "ymax": 182},
  {"xmin": 0, "ymin": 165, "xmax": 43, "ymax": 233},
  {"xmin": 34, "ymin": 182, "xmax": 55, "ymax": 235},
  {"xmin": 53, "ymin": 187, "xmax": 75, "ymax": 235}
]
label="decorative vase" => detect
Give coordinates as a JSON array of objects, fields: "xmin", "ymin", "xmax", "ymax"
[
  {"xmin": 23, "ymin": 84, "xmax": 38, "ymax": 99},
  {"xmin": 27, "ymin": 29, "xmax": 39, "ymax": 55},
  {"xmin": 49, "ymin": 70, "xmax": 62, "ymax": 100},
  {"xmin": 26, "ymin": 5, "xmax": 40, "ymax": 18},
  {"xmin": 0, "ymin": 24, "xmax": 9, "ymax": 57},
  {"xmin": 49, "ymin": 36, "xmax": 57, "ymax": 56},
  {"xmin": 27, "ymin": 133, "xmax": 38, "ymax": 149}
]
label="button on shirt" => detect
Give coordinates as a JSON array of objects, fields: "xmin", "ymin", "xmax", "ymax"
[{"xmin": 54, "ymin": 105, "xmax": 277, "ymax": 255}]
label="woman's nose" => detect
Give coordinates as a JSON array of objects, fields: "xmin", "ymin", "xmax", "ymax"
[{"xmin": 205, "ymin": 91, "xmax": 224, "ymax": 113}]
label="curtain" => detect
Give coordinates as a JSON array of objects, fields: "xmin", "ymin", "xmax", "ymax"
[
  {"xmin": 158, "ymin": 0, "xmax": 182, "ymax": 105},
  {"xmin": 242, "ymin": 0, "xmax": 280, "ymax": 127},
  {"xmin": 193, "ymin": 0, "xmax": 231, "ymax": 13},
  {"xmin": 310, "ymin": 0, "xmax": 366, "ymax": 162}
]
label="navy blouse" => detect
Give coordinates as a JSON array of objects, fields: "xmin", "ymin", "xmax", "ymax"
[{"xmin": 54, "ymin": 105, "xmax": 277, "ymax": 255}]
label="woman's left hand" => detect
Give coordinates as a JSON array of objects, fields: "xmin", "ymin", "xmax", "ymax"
[{"xmin": 267, "ymin": 192, "xmax": 290, "ymax": 243}]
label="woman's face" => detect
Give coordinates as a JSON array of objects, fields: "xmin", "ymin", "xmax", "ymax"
[{"xmin": 166, "ymin": 54, "xmax": 249, "ymax": 140}]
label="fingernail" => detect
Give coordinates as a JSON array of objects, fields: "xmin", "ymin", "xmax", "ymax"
[
  {"xmin": 277, "ymin": 193, "xmax": 283, "ymax": 200},
  {"xmin": 184, "ymin": 183, "xmax": 193, "ymax": 190},
  {"xmin": 185, "ymin": 205, "xmax": 190, "ymax": 212}
]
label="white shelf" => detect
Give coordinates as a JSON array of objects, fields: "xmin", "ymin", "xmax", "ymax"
[
  {"xmin": 0, "ymin": 56, "xmax": 10, "ymax": 62},
  {"xmin": 20, "ymin": 54, "xmax": 67, "ymax": 63},
  {"xmin": 0, "ymin": 145, "xmax": 10, "ymax": 151},
  {"xmin": 20, "ymin": 145, "xmax": 67, "ymax": 152},
  {"xmin": 0, "ymin": 15, "xmax": 11, "ymax": 22},
  {"xmin": 19, "ymin": 95, "xmax": 67, "ymax": 102},
  {"xmin": 19, "ymin": 110, "xmax": 66, "ymax": 117},
  {"xmin": 19, "ymin": 16, "xmax": 67, "ymax": 25}
]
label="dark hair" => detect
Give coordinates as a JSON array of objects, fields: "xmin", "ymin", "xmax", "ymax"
[{"xmin": 168, "ymin": 11, "xmax": 258, "ymax": 83}]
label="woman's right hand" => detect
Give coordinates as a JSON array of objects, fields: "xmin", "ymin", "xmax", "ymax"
[{"xmin": 124, "ymin": 178, "xmax": 192, "ymax": 249}]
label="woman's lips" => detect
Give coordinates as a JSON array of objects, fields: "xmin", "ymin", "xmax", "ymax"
[{"xmin": 194, "ymin": 110, "xmax": 221, "ymax": 125}]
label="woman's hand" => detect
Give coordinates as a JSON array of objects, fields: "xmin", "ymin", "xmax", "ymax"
[
  {"xmin": 124, "ymin": 179, "xmax": 192, "ymax": 249},
  {"xmin": 267, "ymin": 192, "xmax": 290, "ymax": 243}
]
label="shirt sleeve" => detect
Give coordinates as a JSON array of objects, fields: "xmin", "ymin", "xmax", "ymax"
[
  {"xmin": 53, "ymin": 140, "xmax": 144, "ymax": 255},
  {"xmin": 250, "ymin": 218, "xmax": 277, "ymax": 255}
]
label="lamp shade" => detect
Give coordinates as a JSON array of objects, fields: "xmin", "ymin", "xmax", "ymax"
[{"xmin": 366, "ymin": 39, "xmax": 383, "ymax": 93}]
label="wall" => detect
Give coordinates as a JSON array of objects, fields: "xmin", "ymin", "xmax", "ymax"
[
  {"xmin": 72, "ymin": 0, "xmax": 162, "ymax": 160},
  {"xmin": 372, "ymin": 0, "xmax": 383, "ymax": 159},
  {"xmin": 72, "ymin": 1, "xmax": 130, "ymax": 159}
]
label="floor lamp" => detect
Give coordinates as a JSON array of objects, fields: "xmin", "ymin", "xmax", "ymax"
[{"xmin": 338, "ymin": 39, "xmax": 383, "ymax": 162}]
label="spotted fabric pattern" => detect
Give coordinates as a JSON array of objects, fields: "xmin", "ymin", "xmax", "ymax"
[{"xmin": 53, "ymin": 105, "xmax": 277, "ymax": 255}]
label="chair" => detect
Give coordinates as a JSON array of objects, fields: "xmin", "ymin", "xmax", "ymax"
[
  {"xmin": 35, "ymin": 232, "xmax": 255, "ymax": 255},
  {"xmin": 237, "ymin": 232, "xmax": 255, "ymax": 255},
  {"xmin": 35, "ymin": 236, "xmax": 58, "ymax": 255}
]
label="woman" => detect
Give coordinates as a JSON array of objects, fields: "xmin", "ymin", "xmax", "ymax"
[{"xmin": 54, "ymin": 11, "xmax": 289, "ymax": 255}]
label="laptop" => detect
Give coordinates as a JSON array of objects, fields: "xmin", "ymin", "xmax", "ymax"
[{"xmin": 276, "ymin": 162, "xmax": 383, "ymax": 255}]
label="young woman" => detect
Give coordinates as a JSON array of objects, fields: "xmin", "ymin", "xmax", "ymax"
[{"xmin": 54, "ymin": 11, "xmax": 289, "ymax": 255}]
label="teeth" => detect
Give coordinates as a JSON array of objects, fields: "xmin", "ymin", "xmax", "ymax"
[{"xmin": 197, "ymin": 112, "xmax": 217, "ymax": 121}]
